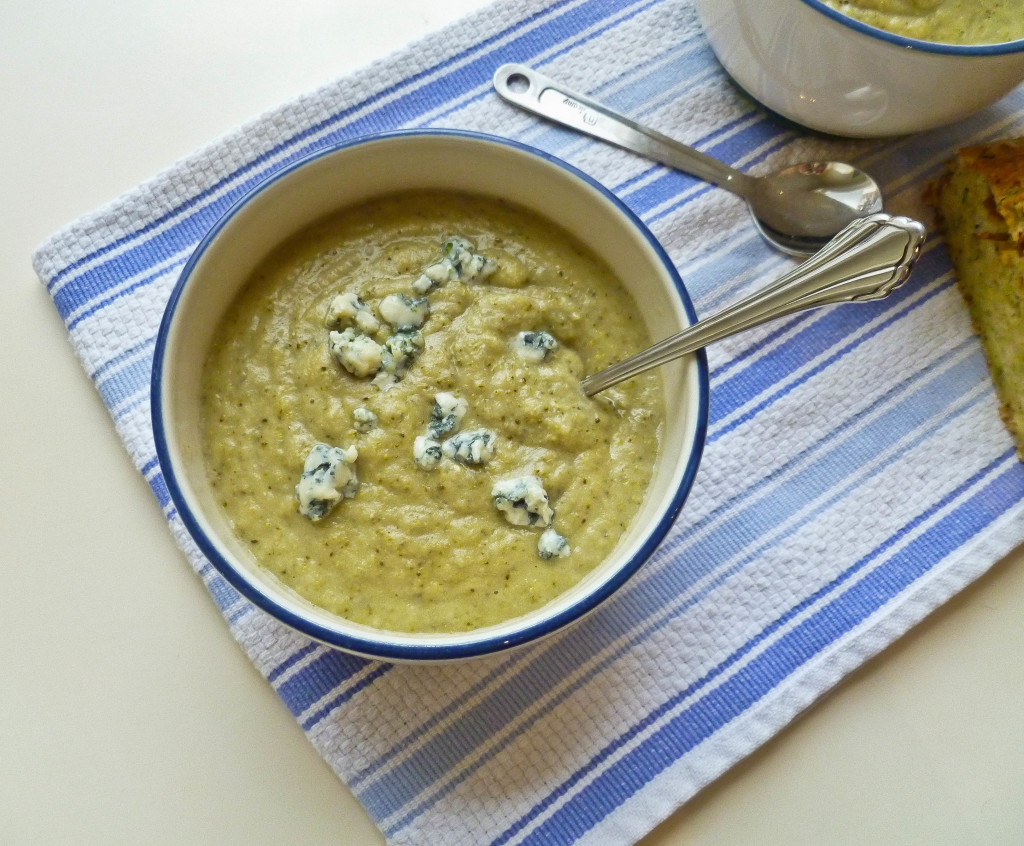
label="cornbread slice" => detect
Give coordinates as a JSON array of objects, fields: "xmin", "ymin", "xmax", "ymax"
[{"xmin": 933, "ymin": 139, "xmax": 1024, "ymax": 458}]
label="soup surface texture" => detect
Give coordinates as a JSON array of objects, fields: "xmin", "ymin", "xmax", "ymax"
[
  {"xmin": 821, "ymin": 0, "xmax": 1024, "ymax": 44},
  {"xmin": 200, "ymin": 191, "xmax": 665, "ymax": 633}
]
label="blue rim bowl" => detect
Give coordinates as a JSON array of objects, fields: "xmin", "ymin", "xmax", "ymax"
[
  {"xmin": 152, "ymin": 129, "xmax": 709, "ymax": 662},
  {"xmin": 695, "ymin": 0, "xmax": 1024, "ymax": 137}
]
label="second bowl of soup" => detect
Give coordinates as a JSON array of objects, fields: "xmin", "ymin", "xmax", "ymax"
[{"xmin": 694, "ymin": 0, "xmax": 1024, "ymax": 137}]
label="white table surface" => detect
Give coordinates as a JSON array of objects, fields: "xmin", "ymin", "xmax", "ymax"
[{"xmin": 3, "ymin": 2, "xmax": 1024, "ymax": 844}]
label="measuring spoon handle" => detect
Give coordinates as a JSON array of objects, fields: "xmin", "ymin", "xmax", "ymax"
[{"xmin": 493, "ymin": 63, "xmax": 751, "ymax": 194}]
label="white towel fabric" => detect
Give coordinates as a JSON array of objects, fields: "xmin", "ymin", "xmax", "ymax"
[{"xmin": 33, "ymin": 1, "xmax": 1024, "ymax": 843}]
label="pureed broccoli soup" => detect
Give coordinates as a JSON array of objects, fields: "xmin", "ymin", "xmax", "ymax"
[
  {"xmin": 200, "ymin": 191, "xmax": 665, "ymax": 633},
  {"xmin": 821, "ymin": 0, "xmax": 1024, "ymax": 45}
]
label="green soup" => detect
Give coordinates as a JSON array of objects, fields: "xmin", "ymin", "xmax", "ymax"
[
  {"xmin": 822, "ymin": 0, "xmax": 1024, "ymax": 44},
  {"xmin": 200, "ymin": 191, "xmax": 665, "ymax": 633}
]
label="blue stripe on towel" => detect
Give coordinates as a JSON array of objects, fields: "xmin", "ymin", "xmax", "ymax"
[
  {"xmin": 348, "ymin": 651, "xmax": 526, "ymax": 789},
  {"xmin": 710, "ymin": 272, "xmax": 951, "ymax": 434},
  {"xmin": 277, "ymin": 649, "xmax": 376, "ymax": 717},
  {"xmin": 266, "ymin": 643, "xmax": 320, "ymax": 684},
  {"xmin": 96, "ymin": 353, "xmax": 155, "ymax": 412},
  {"xmin": 300, "ymin": 664, "xmax": 393, "ymax": 731},
  {"xmin": 66, "ymin": 258, "xmax": 187, "ymax": 331}
]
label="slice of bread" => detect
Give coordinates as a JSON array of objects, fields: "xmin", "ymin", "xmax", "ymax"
[{"xmin": 933, "ymin": 139, "xmax": 1024, "ymax": 458}]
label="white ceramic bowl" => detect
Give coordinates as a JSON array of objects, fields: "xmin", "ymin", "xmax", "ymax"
[
  {"xmin": 152, "ymin": 130, "xmax": 708, "ymax": 662},
  {"xmin": 694, "ymin": 0, "xmax": 1024, "ymax": 137}
]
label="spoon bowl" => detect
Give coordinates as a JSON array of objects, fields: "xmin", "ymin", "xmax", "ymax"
[
  {"xmin": 494, "ymin": 63, "xmax": 884, "ymax": 256},
  {"xmin": 748, "ymin": 160, "xmax": 884, "ymax": 255}
]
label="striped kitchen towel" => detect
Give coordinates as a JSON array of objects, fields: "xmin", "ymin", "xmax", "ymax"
[{"xmin": 32, "ymin": 0, "xmax": 1024, "ymax": 843}]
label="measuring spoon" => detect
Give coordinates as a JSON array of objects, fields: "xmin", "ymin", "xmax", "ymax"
[{"xmin": 493, "ymin": 63, "xmax": 884, "ymax": 257}]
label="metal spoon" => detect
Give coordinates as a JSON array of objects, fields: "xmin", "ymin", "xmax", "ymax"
[
  {"xmin": 493, "ymin": 63, "xmax": 884, "ymax": 257},
  {"xmin": 581, "ymin": 213, "xmax": 925, "ymax": 396}
]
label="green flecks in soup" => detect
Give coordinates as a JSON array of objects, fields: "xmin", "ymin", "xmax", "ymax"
[
  {"xmin": 822, "ymin": 0, "xmax": 1024, "ymax": 44},
  {"xmin": 200, "ymin": 191, "xmax": 665, "ymax": 633}
]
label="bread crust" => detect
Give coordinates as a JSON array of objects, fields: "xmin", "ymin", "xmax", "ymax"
[
  {"xmin": 953, "ymin": 139, "xmax": 1024, "ymax": 246},
  {"xmin": 933, "ymin": 139, "xmax": 1024, "ymax": 459}
]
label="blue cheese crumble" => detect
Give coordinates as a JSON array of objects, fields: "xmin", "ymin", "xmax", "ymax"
[
  {"xmin": 379, "ymin": 293, "xmax": 430, "ymax": 329},
  {"xmin": 413, "ymin": 435, "xmax": 443, "ymax": 470},
  {"xmin": 329, "ymin": 328, "xmax": 384, "ymax": 378},
  {"xmin": 378, "ymin": 328, "xmax": 424, "ymax": 379},
  {"xmin": 328, "ymin": 294, "xmax": 424, "ymax": 387},
  {"xmin": 352, "ymin": 406, "xmax": 377, "ymax": 433},
  {"xmin": 412, "ymin": 260, "xmax": 455, "ymax": 294},
  {"xmin": 513, "ymin": 330, "xmax": 558, "ymax": 362},
  {"xmin": 538, "ymin": 528, "xmax": 571, "ymax": 559},
  {"xmin": 428, "ymin": 392, "xmax": 468, "ymax": 439},
  {"xmin": 492, "ymin": 476, "xmax": 554, "ymax": 527},
  {"xmin": 412, "ymin": 236, "xmax": 497, "ymax": 293},
  {"xmin": 442, "ymin": 428, "xmax": 496, "ymax": 465},
  {"xmin": 445, "ymin": 236, "xmax": 498, "ymax": 282},
  {"xmin": 326, "ymin": 292, "xmax": 380, "ymax": 334},
  {"xmin": 295, "ymin": 443, "xmax": 359, "ymax": 521}
]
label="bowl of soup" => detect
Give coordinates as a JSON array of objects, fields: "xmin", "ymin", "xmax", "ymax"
[
  {"xmin": 152, "ymin": 130, "xmax": 708, "ymax": 662},
  {"xmin": 694, "ymin": 0, "xmax": 1024, "ymax": 137}
]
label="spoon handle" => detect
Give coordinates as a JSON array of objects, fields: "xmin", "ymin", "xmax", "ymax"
[
  {"xmin": 493, "ymin": 63, "xmax": 751, "ymax": 194},
  {"xmin": 581, "ymin": 213, "xmax": 927, "ymax": 396}
]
